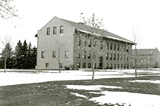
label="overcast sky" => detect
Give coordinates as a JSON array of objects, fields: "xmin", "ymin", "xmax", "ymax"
[{"xmin": 0, "ymin": 0, "xmax": 160, "ymax": 50}]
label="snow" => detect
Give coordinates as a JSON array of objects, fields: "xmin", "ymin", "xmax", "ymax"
[
  {"xmin": 67, "ymin": 85, "xmax": 160, "ymax": 106},
  {"xmin": 129, "ymin": 80, "xmax": 160, "ymax": 84},
  {"xmin": 1, "ymin": 69, "xmax": 160, "ymax": 105},
  {"xmin": 70, "ymin": 92, "xmax": 88, "ymax": 99},
  {"xmin": 90, "ymin": 91, "xmax": 160, "ymax": 106},
  {"xmin": 66, "ymin": 85, "xmax": 122, "ymax": 90},
  {"xmin": 0, "ymin": 70, "xmax": 134, "ymax": 86}
]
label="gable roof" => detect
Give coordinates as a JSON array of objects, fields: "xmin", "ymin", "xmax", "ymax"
[
  {"xmin": 60, "ymin": 17, "xmax": 135, "ymax": 44},
  {"xmin": 132, "ymin": 48, "xmax": 160, "ymax": 55}
]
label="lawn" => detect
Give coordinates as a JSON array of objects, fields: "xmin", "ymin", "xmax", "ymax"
[{"xmin": 0, "ymin": 75, "xmax": 160, "ymax": 106}]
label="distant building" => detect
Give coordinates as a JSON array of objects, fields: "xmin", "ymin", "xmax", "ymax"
[
  {"xmin": 35, "ymin": 16, "xmax": 135, "ymax": 70},
  {"xmin": 132, "ymin": 48, "xmax": 160, "ymax": 68}
]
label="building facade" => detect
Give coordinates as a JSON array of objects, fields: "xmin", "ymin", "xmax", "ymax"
[
  {"xmin": 35, "ymin": 16, "xmax": 135, "ymax": 70},
  {"xmin": 132, "ymin": 48, "xmax": 160, "ymax": 68}
]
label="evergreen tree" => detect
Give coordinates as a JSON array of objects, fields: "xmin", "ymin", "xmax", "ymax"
[
  {"xmin": 30, "ymin": 46, "xmax": 37, "ymax": 69},
  {"xmin": 22, "ymin": 40, "xmax": 28, "ymax": 69},
  {"xmin": 15, "ymin": 40, "xmax": 23, "ymax": 69},
  {"xmin": 26, "ymin": 42, "xmax": 32, "ymax": 69}
]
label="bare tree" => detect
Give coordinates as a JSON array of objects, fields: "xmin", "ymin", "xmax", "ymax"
[
  {"xmin": 78, "ymin": 13, "xmax": 105, "ymax": 80},
  {"xmin": 83, "ymin": 13, "xmax": 104, "ymax": 29},
  {"xmin": 0, "ymin": 36, "xmax": 13, "ymax": 72},
  {"xmin": 55, "ymin": 38, "xmax": 69, "ymax": 73},
  {"xmin": 0, "ymin": 0, "xmax": 17, "ymax": 19},
  {"xmin": 131, "ymin": 27, "xmax": 143, "ymax": 78}
]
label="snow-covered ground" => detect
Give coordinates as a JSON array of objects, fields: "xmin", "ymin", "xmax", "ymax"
[
  {"xmin": 66, "ymin": 85, "xmax": 160, "ymax": 106},
  {"xmin": 0, "ymin": 69, "xmax": 160, "ymax": 105},
  {"xmin": 0, "ymin": 69, "xmax": 135, "ymax": 86}
]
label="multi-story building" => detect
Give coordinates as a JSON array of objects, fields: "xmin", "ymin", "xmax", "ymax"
[
  {"xmin": 35, "ymin": 16, "xmax": 135, "ymax": 70},
  {"xmin": 132, "ymin": 48, "xmax": 160, "ymax": 68}
]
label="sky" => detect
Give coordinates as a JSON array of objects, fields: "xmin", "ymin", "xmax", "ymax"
[{"xmin": 0, "ymin": 0, "xmax": 160, "ymax": 50}]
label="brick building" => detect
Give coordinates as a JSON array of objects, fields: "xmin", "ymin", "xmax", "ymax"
[
  {"xmin": 35, "ymin": 16, "xmax": 135, "ymax": 70},
  {"xmin": 132, "ymin": 48, "xmax": 160, "ymax": 68}
]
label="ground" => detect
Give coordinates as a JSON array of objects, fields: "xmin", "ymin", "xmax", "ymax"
[{"xmin": 0, "ymin": 69, "xmax": 160, "ymax": 106}]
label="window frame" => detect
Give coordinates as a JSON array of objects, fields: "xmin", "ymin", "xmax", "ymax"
[
  {"xmin": 47, "ymin": 27, "xmax": 50, "ymax": 35},
  {"xmin": 60, "ymin": 26, "xmax": 64, "ymax": 35},
  {"xmin": 52, "ymin": 51, "xmax": 56, "ymax": 58},
  {"xmin": 41, "ymin": 51, "xmax": 45, "ymax": 58},
  {"xmin": 65, "ymin": 51, "xmax": 69, "ymax": 58},
  {"xmin": 53, "ymin": 27, "xmax": 57, "ymax": 35}
]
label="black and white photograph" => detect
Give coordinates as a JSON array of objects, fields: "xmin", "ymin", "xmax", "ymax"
[{"xmin": 1, "ymin": 0, "xmax": 160, "ymax": 106}]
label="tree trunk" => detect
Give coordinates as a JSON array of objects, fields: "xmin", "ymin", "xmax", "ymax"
[
  {"xmin": 4, "ymin": 57, "xmax": 7, "ymax": 73},
  {"xmin": 92, "ymin": 63, "xmax": 95, "ymax": 80},
  {"xmin": 58, "ymin": 48, "xmax": 61, "ymax": 73},
  {"xmin": 135, "ymin": 46, "xmax": 137, "ymax": 78}
]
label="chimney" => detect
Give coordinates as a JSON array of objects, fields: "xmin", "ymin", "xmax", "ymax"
[{"xmin": 79, "ymin": 13, "xmax": 84, "ymax": 24}]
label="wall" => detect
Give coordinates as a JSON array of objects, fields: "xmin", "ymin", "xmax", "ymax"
[{"xmin": 36, "ymin": 17, "xmax": 75, "ymax": 69}]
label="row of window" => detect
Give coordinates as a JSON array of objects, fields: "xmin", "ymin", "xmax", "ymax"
[
  {"xmin": 76, "ymin": 51, "xmax": 129, "ymax": 61},
  {"xmin": 77, "ymin": 62, "xmax": 129, "ymax": 69},
  {"xmin": 77, "ymin": 37, "xmax": 129, "ymax": 52},
  {"xmin": 47, "ymin": 26, "xmax": 64, "ymax": 35},
  {"xmin": 41, "ymin": 51, "xmax": 69, "ymax": 58}
]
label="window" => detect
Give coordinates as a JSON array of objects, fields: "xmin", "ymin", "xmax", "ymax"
[
  {"xmin": 53, "ymin": 27, "xmax": 57, "ymax": 35},
  {"xmin": 114, "ymin": 44, "xmax": 116, "ymax": 50},
  {"xmin": 126, "ymin": 46, "xmax": 129, "ymax": 52},
  {"xmin": 114, "ymin": 64, "xmax": 116, "ymax": 69},
  {"xmin": 65, "ymin": 51, "xmax": 69, "ymax": 58},
  {"xmin": 114, "ymin": 54, "xmax": 116, "ymax": 60},
  {"xmin": 127, "ymin": 56, "xmax": 129, "ymax": 61},
  {"xmin": 77, "ymin": 36, "xmax": 81, "ymax": 46},
  {"xmin": 110, "ymin": 43, "xmax": 112, "ymax": 50},
  {"xmin": 52, "ymin": 51, "xmax": 56, "ymax": 58},
  {"xmin": 106, "ymin": 53, "xmax": 108, "ymax": 60},
  {"xmin": 106, "ymin": 42, "xmax": 109, "ymax": 50},
  {"xmin": 82, "ymin": 50, "xmax": 86, "ymax": 59},
  {"xmin": 117, "ymin": 54, "xmax": 119, "ymax": 61},
  {"xmin": 83, "ymin": 40, "xmax": 87, "ymax": 46},
  {"xmin": 46, "ymin": 63, "xmax": 49, "ymax": 68},
  {"xmin": 121, "ymin": 55, "xmax": 123, "ymax": 61},
  {"xmin": 60, "ymin": 26, "xmax": 64, "ymax": 34},
  {"xmin": 41, "ymin": 51, "xmax": 44, "ymax": 58},
  {"xmin": 88, "ymin": 40, "xmax": 91, "ymax": 47},
  {"xmin": 124, "ymin": 55, "xmax": 126, "ymax": 61},
  {"xmin": 92, "ymin": 40, "xmax": 97, "ymax": 47},
  {"xmin": 110, "ymin": 53, "xmax": 112, "ymax": 60},
  {"xmin": 77, "ymin": 62, "xmax": 80, "ymax": 68},
  {"xmin": 100, "ymin": 41, "xmax": 103, "ymax": 50},
  {"xmin": 88, "ymin": 53, "xmax": 91, "ymax": 59},
  {"xmin": 88, "ymin": 63, "xmax": 91, "ymax": 68},
  {"xmin": 124, "ymin": 46, "xmax": 126, "ymax": 52},
  {"xmin": 83, "ymin": 63, "xmax": 86, "ymax": 68},
  {"xmin": 117, "ymin": 44, "xmax": 119, "ymax": 51},
  {"xmin": 47, "ymin": 27, "xmax": 50, "ymax": 35},
  {"xmin": 77, "ymin": 52, "xmax": 80, "ymax": 58},
  {"xmin": 121, "ymin": 64, "xmax": 123, "ymax": 69},
  {"xmin": 106, "ymin": 63, "xmax": 109, "ymax": 69}
]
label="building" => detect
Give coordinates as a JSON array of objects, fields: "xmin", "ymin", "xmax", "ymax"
[
  {"xmin": 132, "ymin": 48, "xmax": 160, "ymax": 68},
  {"xmin": 35, "ymin": 16, "xmax": 135, "ymax": 70}
]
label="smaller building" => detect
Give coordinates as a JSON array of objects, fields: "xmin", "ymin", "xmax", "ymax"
[{"xmin": 132, "ymin": 48, "xmax": 160, "ymax": 68}]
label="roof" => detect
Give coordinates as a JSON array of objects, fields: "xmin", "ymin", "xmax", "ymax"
[
  {"xmin": 60, "ymin": 18, "xmax": 135, "ymax": 44},
  {"xmin": 132, "ymin": 48, "xmax": 160, "ymax": 55},
  {"xmin": 35, "ymin": 16, "xmax": 135, "ymax": 44}
]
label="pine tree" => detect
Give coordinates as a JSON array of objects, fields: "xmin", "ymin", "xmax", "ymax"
[
  {"xmin": 22, "ymin": 40, "xmax": 28, "ymax": 69},
  {"xmin": 15, "ymin": 40, "xmax": 23, "ymax": 69},
  {"xmin": 30, "ymin": 46, "xmax": 37, "ymax": 69}
]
